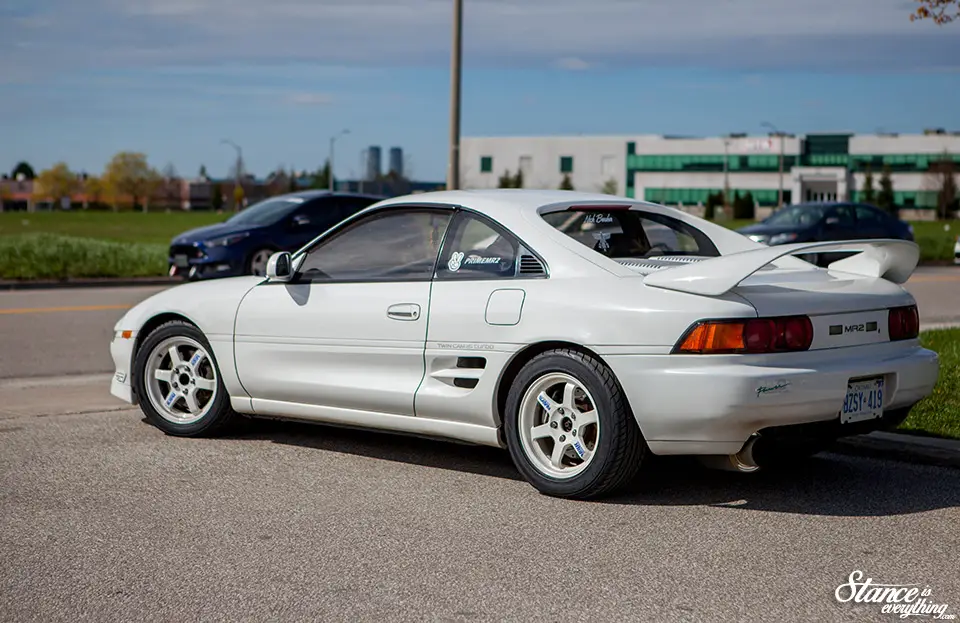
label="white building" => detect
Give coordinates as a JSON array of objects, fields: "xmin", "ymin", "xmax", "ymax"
[{"xmin": 462, "ymin": 130, "xmax": 960, "ymax": 219}]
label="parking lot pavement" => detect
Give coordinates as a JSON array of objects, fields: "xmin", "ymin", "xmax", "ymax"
[{"xmin": 0, "ymin": 380, "xmax": 958, "ymax": 622}]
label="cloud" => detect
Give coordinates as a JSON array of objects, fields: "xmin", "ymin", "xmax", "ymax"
[
  {"xmin": 0, "ymin": 0, "xmax": 957, "ymax": 75},
  {"xmin": 286, "ymin": 92, "xmax": 335, "ymax": 106},
  {"xmin": 553, "ymin": 57, "xmax": 592, "ymax": 71}
]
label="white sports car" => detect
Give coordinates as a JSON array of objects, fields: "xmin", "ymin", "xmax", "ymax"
[{"xmin": 110, "ymin": 190, "xmax": 939, "ymax": 499}]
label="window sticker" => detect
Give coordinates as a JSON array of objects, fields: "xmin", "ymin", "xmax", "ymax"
[
  {"xmin": 464, "ymin": 255, "xmax": 501, "ymax": 266},
  {"xmin": 593, "ymin": 231, "xmax": 612, "ymax": 251},
  {"xmin": 447, "ymin": 251, "xmax": 464, "ymax": 272},
  {"xmin": 584, "ymin": 213, "xmax": 614, "ymax": 224}
]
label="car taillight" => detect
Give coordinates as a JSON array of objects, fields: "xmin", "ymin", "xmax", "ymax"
[
  {"xmin": 888, "ymin": 305, "xmax": 919, "ymax": 341},
  {"xmin": 673, "ymin": 316, "xmax": 813, "ymax": 354}
]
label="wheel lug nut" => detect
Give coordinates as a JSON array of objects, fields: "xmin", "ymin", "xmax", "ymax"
[
  {"xmin": 571, "ymin": 413, "xmax": 576, "ymax": 421},
  {"xmin": 550, "ymin": 422, "xmax": 558, "ymax": 429},
  {"xmin": 559, "ymin": 435, "xmax": 566, "ymax": 442},
  {"xmin": 558, "ymin": 408, "xmax": 564, "ymax": 415},
  {"xmin": 572, "ymin": 429, "xmax": 577, "ymax": 436}
]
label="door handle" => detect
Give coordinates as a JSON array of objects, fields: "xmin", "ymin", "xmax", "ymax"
[{"xmin": 387, "ymin": 303, "xmax": 421, "ymax": 321}]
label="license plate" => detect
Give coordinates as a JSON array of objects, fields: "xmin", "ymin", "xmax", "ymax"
[
  {"xmin": 840, "ymin": 377, "xmax": 885, "ymax": 424},
  {"xmin": 173, "ymin": 254, "xmax": 189, "ymax": 267}
]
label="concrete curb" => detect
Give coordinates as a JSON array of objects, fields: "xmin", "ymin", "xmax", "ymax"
[
  {"xmin": 0, "ymin": 277, "xmax": 179, "ymax": 291},
  {"xmin": 833, "ymin": 431, "xmax": 960, "ymax": 469}
]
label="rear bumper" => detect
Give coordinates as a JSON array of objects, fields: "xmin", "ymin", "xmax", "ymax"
[{"xmin": 605, "ymin": 341, "xmax": 939, "ymax": 456}]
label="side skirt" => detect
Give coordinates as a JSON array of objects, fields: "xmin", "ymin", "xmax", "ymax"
[{"xmin": 244, "ymin": 398, "xmax": 504, "ymax": 448}]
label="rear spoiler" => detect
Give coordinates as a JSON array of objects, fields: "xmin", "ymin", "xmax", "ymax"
[{"xmin": 642, "ymin": 239, "xmax": 920, "ymax": 297}]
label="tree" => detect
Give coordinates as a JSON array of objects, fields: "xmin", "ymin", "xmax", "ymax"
[
  {"xmin": 83, "ymin": 176, "xmax": 105, "ymax": 209},
  {"xmin": 102, "ymin": 151, "xmax": 160, "ymax": 212},
  {"xmin": 910, "ymin": 0, "xmax": 959, "ymax": 24},
  {"xmin": 11, "ymin": 161, "xmax": 36, "ymax": 180},
  {"xmin": 927, "ymin": 152, "xmax": 959, "ymax": 219},
  {"xmin": 211, "ymin": 183, "xmax": 224, "ymax": 212},
  {"xmin": 704, "ymin": 191, "xmax": 723, "ymax": 220},
  {"xmin": 161, "ymin": 163, "xmax": 180, "ymax": 210},
  {"xmin": 309, "ymin": 161, "xmax": 331, "ymax": 190},
  {"xmin": 0, "ymin": 184, "xmax": 11, "ymax": 212},
  {"xmin": 559, "ymin": 173, "xmax": 574, "ymax": 190},
  {"xmin": 601, "ymin": 178, "xmax": 618, "ymax": 195},
  {"xmin": 34, "ymin": 162, "xmax": 79, "ymax": 208},
  {"xmin": 862, "ymin": 166, "xmax": 876, "ymax": 204},
  {"xmin": 288, "ymin": 168, "xmax": 298, "ymax": 192},
  {"xmin": 733, "ymin": 190, "xmax": 755, "ymax": 220},
  {"xmin": 233, "ymin": 184, "xmax": 246, "ymax": 210},
  {"xmin": 198, "ymin": 164, "xmax": 208, "ymax": 179},
  {"xmin": 877, "ymin": 165, "xmax": 896, "ymax": 215},
  {"xmin": 497, "ymin": 169, "xmax": 523, "ymax": 188}
]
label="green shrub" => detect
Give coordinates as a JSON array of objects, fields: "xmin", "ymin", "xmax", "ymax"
[{"xmin": 0, "ymin": 234, "xmax": 168, "ymax": 280}]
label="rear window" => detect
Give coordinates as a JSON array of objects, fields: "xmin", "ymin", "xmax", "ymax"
[{"xmin": 541, "ymin": 208, "xmax": 719, "ymax": 259}]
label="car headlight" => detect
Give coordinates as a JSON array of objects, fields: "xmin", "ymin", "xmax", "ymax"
[
  {"xmin": 768, "ymin": 232, "xmax": 799, "ymax": 245},
  {"xmin": 206, "ymin": 232, "xmax": 250, "ymax": 247}
]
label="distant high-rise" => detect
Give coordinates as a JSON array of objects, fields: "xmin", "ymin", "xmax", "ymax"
[
  {"xmin": 388, "ymin": 147, "xmax": 403, "ymax": 177},
  {"xmin": 365, "ymin": 146, "xmax": 382, "ymax": 181}
]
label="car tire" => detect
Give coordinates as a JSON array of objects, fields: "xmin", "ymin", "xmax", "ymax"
[
  {"xmin": 246, "ymin": 247, "xmax": 275, "ymax": 276},
  {"xmin": 133, "ymin": 320, "xmax": 237, "ymax": 437},
  {"xmin": 504, "ymin": 348, "xmax": 647, "ymax": 499}
]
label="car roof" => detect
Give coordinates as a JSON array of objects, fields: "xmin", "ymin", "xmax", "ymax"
[
  {"xmin": 274, "ymin": 190, "xmax": 387, "ymax": 202},
  {"xmin": 373, "ymin": 189, "xmax": 647, "ymax": 221}
]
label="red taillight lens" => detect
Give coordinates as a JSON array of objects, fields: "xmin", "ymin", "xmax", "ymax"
[
  {"xmin": 888, "ymin": 305, "xmax": 919, "ymax": 341},
  {"xmin": 674, "ymin": 316, "xmax": 813, "ymax": 354}
]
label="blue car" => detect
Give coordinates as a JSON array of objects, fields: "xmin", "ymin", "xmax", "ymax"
[
  {"xmin": 737, "ymin": 201, "xmax": 914, "ymax": 266},
  {"xmin": 168, "ymin": 191, "xmax": 385, "ymax": 280}
]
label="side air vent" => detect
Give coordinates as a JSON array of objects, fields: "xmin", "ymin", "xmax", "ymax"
[{"xmin": 518, "ymin": 254, "xmax": 547, "ymax": 276}]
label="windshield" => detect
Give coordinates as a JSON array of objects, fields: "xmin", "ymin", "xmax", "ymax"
[
  {"xmin": 225, "ymin": 197, "xmax": 305, "ymax": 226},
  {"xmin": 541, "ymin": 208, "xmax": 719, "ymax": 259},
  {"xmin": 763, "ymin": 204, "xmax": 826, "ymax": 228}
]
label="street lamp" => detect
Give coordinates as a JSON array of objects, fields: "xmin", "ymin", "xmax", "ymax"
[
  {"xmin": 447, "ymin": 0, "xmax": 463, "ymax": 190},
  {"xmin": 329, "ymin": 129, "xmax": 350, "ymax": 192},
  {"xmin": 220, "ymin": 139, "xmax": 243, "ymax": 211},
  {"xmin": 761, "ymin": 121, "xmax": 786, "ymax": 209}
]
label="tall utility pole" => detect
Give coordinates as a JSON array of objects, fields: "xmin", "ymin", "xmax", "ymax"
[
  {"xmin": 762, "ymin": 121, "xmax": 785, "ymax": 208},
  {"xmin": 329, "ymin": 129, "xmax": 349, "ymax": 192},
  {"xmin": 447, "ymin": 0, "xmax": 463, "ymax": 190},
  {"xmin": 722, "ymin": 137, "xmax": 731, "ymax": 214},
  {"xmin": 221, "ymin": 139, "xmax": 243, "ymax": 211}
]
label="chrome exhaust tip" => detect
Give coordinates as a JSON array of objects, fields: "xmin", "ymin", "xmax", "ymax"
[{"xmin": 699, "ymin": 435, "xmax": 761, "ymax": 473}]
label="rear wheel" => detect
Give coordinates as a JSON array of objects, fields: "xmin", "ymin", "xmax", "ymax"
[
  {"xmin": 134, "ymin": 321, "xmax": 236, "ymax": 437},
  {"xmin": 504, "ymin": 349, "xmax": 647, "ymax": 499}
]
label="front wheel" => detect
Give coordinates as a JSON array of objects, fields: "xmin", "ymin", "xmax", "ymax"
[
  {"xmin": 504, "ymin": 349, "xmax": 647, "ymax": 499},
  {"xmin": 134, "ymin": 320, "xmax": 236, "ymax": 437},
  {"xmin": 246, "ymin": 248, "xmax": 275, "ymax": 276}
]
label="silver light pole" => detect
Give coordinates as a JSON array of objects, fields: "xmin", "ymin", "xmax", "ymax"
[
  {"xmin": 329, "ymin": 129, "xmax": 350, "ymax": 192},
  {"xmin": 761, "ymin": 121, "xmax": 785, "ymax": 208},
  {"xmin": 447, "ymin": 0, "xmax": 463, "ymax": 190}
]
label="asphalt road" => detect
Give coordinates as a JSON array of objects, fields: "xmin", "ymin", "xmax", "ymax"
[
  {"xmin": 0, "ymin": 266, "xmax": 957, "ymax": 380},
  {"xmin": 1, "ymin": 376, "xmax": 958, "ymax": 622},
  {"xmin": 0, "ymin": 269, "xmax": 958, "ymax": 621}
]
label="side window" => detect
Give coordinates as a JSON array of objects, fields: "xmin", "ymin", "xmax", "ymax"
[
  {"xmin": 854, "ymin": 205, "xmax": 883, "ymax": 226},
  {"xmin": 290, "ymin": 198, "xmax": 339, "ymax": 229},
  {"xmin": 826, "ymin": 206, "xmax": 856, "ymax": 228},
  {"xmin": 541, "ymin": 209, "xmax": 719, "ymax": 258},
  {"xmin": 338, "ymin": 196, "xmax": 378, "ymax": 219},
  {"xmin": 436, "ymin": 212, "xmax": 520, "ymax": 280},
  {"xmin": 297, "ymin": 209, "xmax": 452, "ymax": 282}
]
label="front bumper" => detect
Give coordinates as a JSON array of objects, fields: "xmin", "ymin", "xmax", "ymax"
[
  {"xmin": 606, "ymin": 341, "xmax": 939, "ymax": 456},
  {"xmin": 109, "ymin": 331, "xmax": 137, "ymax": 404},
  {"xmin": 168, "ymin": 244, "xmax": 245, "ymax": 280}
]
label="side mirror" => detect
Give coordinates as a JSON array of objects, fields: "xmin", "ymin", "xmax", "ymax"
[{"xmin": 266, "ymin": 251, "xmax": 293, "ymax": 281}]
